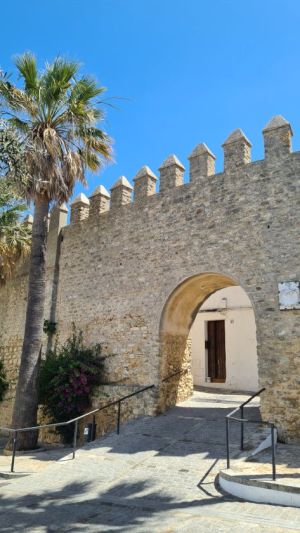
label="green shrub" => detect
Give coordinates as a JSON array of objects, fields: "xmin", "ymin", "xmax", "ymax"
[
  {"xmin": 39, "ymin": 327, "xmax": 106, "ymax": 443},
  {"xmin": 43, "ymin": 319, "xmax": 57, "ymax": 335},
  {"xmin": 0, "ymin": 357, "xmax": 9, "ymax": 401}
]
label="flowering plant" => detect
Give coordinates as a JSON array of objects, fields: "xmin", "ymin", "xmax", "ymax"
[{"xmin": 39, "ymin": 326, "xmax": 106, "ymax": 442}]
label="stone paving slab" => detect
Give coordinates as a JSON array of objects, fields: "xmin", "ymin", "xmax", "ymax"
[
  {"xmin": 223, "ymin": 442, "xmax": 300, "ymax": 490},
  {"xmin": 0, "ymin": 446, "xmax": 73, "ymax": 476},
  {"xmin": 1, "ymin": 390, "xmax": 300, "ymax": 532}
]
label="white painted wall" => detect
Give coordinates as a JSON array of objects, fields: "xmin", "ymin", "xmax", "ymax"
[
  {"xmin": 190, "ymin": 286, "xmax": 258, "ymax": 392},
  {"xmin": 219, "ymin": 473, "xmax": 300, "ymax": 508}
]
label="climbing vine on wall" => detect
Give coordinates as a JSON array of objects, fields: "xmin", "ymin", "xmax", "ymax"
[{"xmin": 0, "ymin": 357, "xmax": 9, "ymax": 401}]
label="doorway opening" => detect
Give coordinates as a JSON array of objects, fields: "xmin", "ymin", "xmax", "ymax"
[
  {"xmin": 190, "ymin": 286, "xmax": 258, "ymax": 391},
  {"xmin": 158, "ymin": 273, "xmax": 258, "ymax": 411}
]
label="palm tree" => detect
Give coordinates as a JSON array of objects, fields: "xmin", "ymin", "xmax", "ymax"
[{"xmin": 0, "ymin": 53, "xmax": 112, "ymax": 449}]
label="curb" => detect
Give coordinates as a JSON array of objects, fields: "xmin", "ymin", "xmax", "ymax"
[{"xmin": 219, "ymin": 470, "xmax": 300, "ymax": 508}]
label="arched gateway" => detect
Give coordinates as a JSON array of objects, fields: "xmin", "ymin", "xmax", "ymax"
[
  {"xmin": 158, "ymin": 272, "xmax": 258, "ymax": 410},
  {"xmin": 0, "ymin": 115, "xmax": 299, "ymax": 442}
]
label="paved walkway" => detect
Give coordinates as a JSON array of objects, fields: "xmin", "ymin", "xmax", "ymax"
[
  {"xmin": 223, "ymin": 442, "xmax": 300, "ymax": 488},
  {"xmin": 1, "ymin": 390, "xmax": 300, "ymax": 532}
]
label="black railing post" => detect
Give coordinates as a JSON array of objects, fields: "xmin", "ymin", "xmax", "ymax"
[
  {"xmin": 11, "ymin": 431, "xmax": 17, "ymax": 473},
  {"xmin": 72, "ymin": 420, "xmax": 78, "ymax": 459},
  {"xmin": 0, "ymin": 383, "xmax": 155, "ymax": 471},
  {"xmin": 240, "ymin": 406, "xmax": 244, "ymax": 450},
  {"xmin": 271, "ymin": 424, "xmax": 276, "ymax": 481},
  {"xmin": 117, "ymin": 401, "xmax": 121, "ymax": 434},
  {"xmin": 92, "ymin": 414, "xmax": 96, "ymax": 441},
  {"xmin": 226, "ymin": 418, "xmax": 230, "ymax": 469},
  {"xmin": 225, "ymin": 389, "xmax": 276, "ymax": 480}
]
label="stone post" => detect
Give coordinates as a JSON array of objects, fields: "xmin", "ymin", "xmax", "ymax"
[
  {"xmin": 46, "ymin": 202, "xmax": 69, "ymax": 344},
  {"xmin": 134, "ymin": 166, "xmax": 157, "ymax": 201},
  {"xmin": 48, "ymin": 202, "xmax": 68, "ymax": 255},
  {"xmin": 110, "ymin": 176, "xmax": 133, "ymax": 208},
  {"xmin": 70, "ymin": 193, "xmax": 90, "ymax": 223},
  {"xmin": 188, "ymin": 143, "xmax": 216, "ymax": 182},
  {"xmin": 263, "ymin": 115, "xmax": 292, "ymax": 160},
  {"xmin": 89, "ymin": 185, "xmax": 110, "ymax": 217},
  {"xmin": 49, "ymin": 202, "xmax": 68, "ymax": 233},
  {"xmin": 159, "ymin": 155, "xmax": 185, "ymax": 193},
  {"xmin": 222, "ymin": 129, "xmax": 251, "ymax": 172}
]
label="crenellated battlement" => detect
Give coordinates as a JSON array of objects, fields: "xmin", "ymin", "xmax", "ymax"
[
  {"xmin": 51, "ymin": 114, "xmax": 294, "ymax": 228},
  {"xmin": 133, "ymin": 165, "xmax": 157, "ymax": 201},
  {"xmin": 222, "ymin": 128, "xmax": 252, "ymax": 171},
  {"xmin": 188, "ymin": 143, "xmax": 216, "ymax": 181}
]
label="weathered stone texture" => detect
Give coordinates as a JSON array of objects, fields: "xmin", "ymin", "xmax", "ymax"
[
  {"xmin": 0, "ymin": 269, "xmax": 29, "ymax": 427},
  {"xmin": 263, "ymin": 115, "xmax": 292, "ymax": 160},
  {"xmin": 38, "ymin": 384, "xmax": 155, "ymax": 445},
  {"xmin": 188, "ymin": 143, "xmax": 216, "ymax": 182},
  {"xmin": 0, "ymin": 116, "xmax": 299, "ymax": 441},
  {"xmin": 110, "ymin": 176, "xmax": 133, "ymax": 208},
  {"xmin": 70, "ymin": 193, "xmax": 90, "ymax": 223},
  {"xmin": 89, "ymin": 185, "xmax": 110, "ymax": 217},
  {"xmin": 222, "ymin": 128, "xmax": 252, "ymax": 171},
  {"xmin": 134, "ymin": 166, "xmax": 157, "ymax": 201},
  {"xmin": 159, "ymin": 155, "xmax": 185, "ymax": 192}
]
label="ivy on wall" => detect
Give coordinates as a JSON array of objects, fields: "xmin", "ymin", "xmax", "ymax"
[
  {"xmin": 43, "ymin": 319, "xmax": 57, "ymax": 335},
  {"xmin": 0, "ymin": 357, "xmax": 8, "ymax": 401}
]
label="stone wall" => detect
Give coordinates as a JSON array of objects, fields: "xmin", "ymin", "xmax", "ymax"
[
  {"xmin": 0, "ymin": 115, "xmax": 299, "ymax": 441},
  {"xmin": 38, "ymin": 384, "xmax": 155, "ymax": 445}
]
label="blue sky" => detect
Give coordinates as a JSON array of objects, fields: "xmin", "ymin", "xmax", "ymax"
[{"xmin": 2, "ymin": 0, "xmax": 300, "ymax": 201}]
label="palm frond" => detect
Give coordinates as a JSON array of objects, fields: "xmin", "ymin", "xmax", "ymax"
[
  {"xmin": 43, "ymin": 128, "xmax": 63, "ymax": 159},
  {"xmin": 40, "ymin": 58, "xmax": 79, "ymax": 114},
  {"xmin": 14, "ymin": 53, "xmax": 39, "ymax": 97},
  {"xmin": 0, "ymin": 178, "xmax": 31, "ymax": 284},
  {"xmin": 78, "ymin": 127, "xmax": 112, "ymax": 159},
  {"xmin": 69, "ymin": 77, "xmax": 106, "ymax": 105},
  {"xmin": 79, "ymin": 148, "xmax": 101, "ymax": 172},
  {"xmin": 0, "ymin": 81, "xmax": 37, "ymax": 116}
]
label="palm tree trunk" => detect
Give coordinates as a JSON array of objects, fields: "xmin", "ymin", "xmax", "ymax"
[{"xmin": 10, "ymin": 195, "xmax": 49, "ymax": 450}]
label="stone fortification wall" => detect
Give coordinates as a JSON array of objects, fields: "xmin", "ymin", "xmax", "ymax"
[{"xmin": 0, "ymin": 115, "xmax": 299, "ymax": 441}]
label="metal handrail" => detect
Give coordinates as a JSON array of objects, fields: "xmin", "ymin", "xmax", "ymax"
[
  {"xmin": 225, "ymin": 387, "xmax": 277, "ymax": 480},
  {"xmin": 1, "ymin": 368, "xmax": 190, "ymax": 474},
  {"xmin": 162, "ymin": 368, "xmax": 188, "ymax": 382},
  {"xmin": 0, "ymin": 383, "xmax": 155, "ymax": 473}
]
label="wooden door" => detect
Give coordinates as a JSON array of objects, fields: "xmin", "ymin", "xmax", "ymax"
[{"xmin": 207, "ymin": 320, "xmax": 226, "ymax": 383}]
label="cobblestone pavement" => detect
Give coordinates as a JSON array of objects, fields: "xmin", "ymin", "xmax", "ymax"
[{"xmin": 1, "ymin": 390, "xmax": 300, "ymax": 532}]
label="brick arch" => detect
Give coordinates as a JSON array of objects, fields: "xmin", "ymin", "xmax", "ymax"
[{"xmin": 158, "ymin": 272, "xmax": 242, "ymax": 411}]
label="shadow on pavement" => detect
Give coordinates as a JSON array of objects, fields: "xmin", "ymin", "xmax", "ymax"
[{"xmin": 0, "ymin": 478, "xmax": 233, "ymax": 532}]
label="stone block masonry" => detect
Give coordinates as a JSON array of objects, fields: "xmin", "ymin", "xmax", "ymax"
[{"xmin": 0, "ymin": 115, "xmax": 299, "ymax": 441}]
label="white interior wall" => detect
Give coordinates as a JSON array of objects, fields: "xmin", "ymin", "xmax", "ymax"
[{"xmin": 190, "ymin": 286, "xmax": 258, "ymax": 392}]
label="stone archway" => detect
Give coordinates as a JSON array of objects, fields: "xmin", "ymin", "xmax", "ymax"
[{"xmin": 158, "ymin": 272, "xmax": 255, "ymax": 411}]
